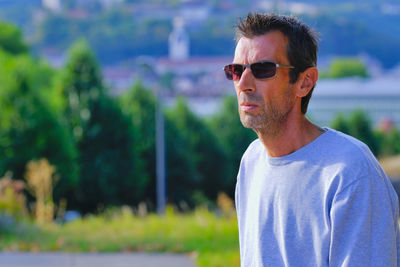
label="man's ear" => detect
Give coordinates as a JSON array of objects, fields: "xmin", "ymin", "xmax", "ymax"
[{"xmin": 295, "ymin": 67, "xmax": 318, "ymax": 97}]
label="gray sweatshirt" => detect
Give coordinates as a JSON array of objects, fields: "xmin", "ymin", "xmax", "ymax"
[{"xmin": 236, "ymin": 128, "xmax": 400, "ymax": 266}]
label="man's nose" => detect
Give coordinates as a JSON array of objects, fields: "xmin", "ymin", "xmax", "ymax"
[{"xmin": 236, "ymin": 67, "xmax": 256, "ymax": 93}]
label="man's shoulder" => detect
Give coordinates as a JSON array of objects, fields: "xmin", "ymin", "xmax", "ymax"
[
  {"xmin": 322, "ymin": 128, "xmax": 385, "ymax": 182},
  {"xmin": 323, "ymin": 128, "xmax": 374, "ymax": 162},
  {"xmin": 238, "ymin": 138, "xmax": 265, "ymax": 170},
  {"xmin": 242, "ymin": 138, "xmax": 264, "ymax": 158}
]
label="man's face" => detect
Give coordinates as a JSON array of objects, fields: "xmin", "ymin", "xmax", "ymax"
[{"xmin": 233, "ymin": 31, "xmax": 296, "ymax": 135}]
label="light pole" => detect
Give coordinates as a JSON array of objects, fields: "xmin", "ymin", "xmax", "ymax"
[
  {"xmin": 138, "ymin": 58, "xmax": 166, "ymax": 215},
  {"xmin": 155, "ymin": 82, "xmax": 166, "ymax": 215}
]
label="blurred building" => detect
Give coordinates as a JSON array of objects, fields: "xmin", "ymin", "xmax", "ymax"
[
  {"xmin": 308, "ymin": 77, "xmax": 400, "ymax": 128},
  {"xmin": 103, "ymin": 66, "xmax": 135, "ymax": 95},
  {"xmin": 168, "ymin": 76, "xmax": 400, "ymax": 121},
  {"xmin": 156, "ymin": 16, "xmax": 232, "ymax": 96},
  {"xmin": 168, "ymin": 17, "xmax": 190, "ymax": 62},
  {"xmin": 42, "ymin": 0, "xmax": 61, "ymax": 12}
]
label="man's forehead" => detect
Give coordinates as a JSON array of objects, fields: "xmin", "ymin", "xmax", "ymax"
[{"xmin": 234, "ymin": 31, "xmax": 289, "ymax": 63}]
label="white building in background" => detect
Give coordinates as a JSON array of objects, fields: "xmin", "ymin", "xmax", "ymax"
[
  {"xmin": 42, "ymin": 0, "xmax": 61, "ymax": 12},
  {"xmin": 157, "ymin": 16, "xmax": 232, "ymax": 96},
  {"xmin": 168, "ymin": 17, "xmax": 190, "ymax": 62},
  {"xmin": 308, "ymin": 77, "xmax": 400, "ymax": 128}
]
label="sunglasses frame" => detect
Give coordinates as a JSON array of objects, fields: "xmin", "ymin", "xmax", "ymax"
[{"xmin": 223, "ymin": 60, "xmax": 294, "ymax": 81}]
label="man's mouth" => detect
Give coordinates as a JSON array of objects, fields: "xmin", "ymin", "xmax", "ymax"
[{"xmin": 240, "ymin": 102, "xmax": 259, "ymax": 112}]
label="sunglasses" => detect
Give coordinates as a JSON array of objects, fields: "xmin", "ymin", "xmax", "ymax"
[{"xmin": 223, "ymin": 60, "xmax": 294, "ymax": 81}]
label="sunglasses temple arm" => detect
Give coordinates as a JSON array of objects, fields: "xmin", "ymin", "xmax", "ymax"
[{"xmin": 277, "ymin": 64, "xmax": 294, "ymax": 68}]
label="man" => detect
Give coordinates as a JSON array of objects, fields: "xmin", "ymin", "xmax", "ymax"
[{"xmin": 224, "ymin": 13, "xmax": 400, "ymax": 266}]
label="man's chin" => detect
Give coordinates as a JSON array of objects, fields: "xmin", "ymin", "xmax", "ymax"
[{"xmin": 240, "ymin": 115, "xmax": 264, "ymax": 129}]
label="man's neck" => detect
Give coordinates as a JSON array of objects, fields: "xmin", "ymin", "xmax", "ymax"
[{"xmin": 255, "ymin": 116, "xmax": 324, "ymax": 158}]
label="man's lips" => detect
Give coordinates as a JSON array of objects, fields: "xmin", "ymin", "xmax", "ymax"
[{"xmin": 240, "ymin": 102, "xmax": 259, "ymax": 112}]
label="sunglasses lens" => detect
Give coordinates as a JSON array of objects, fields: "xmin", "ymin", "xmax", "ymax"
[
  {"xmin": 224, "ymin": 61, "xmax": 279, "ymax": 81},
  {"xmin": 224, "ymin": 64, "xmax": 243, "ymax": 81},
  {"xmin": 251, "ymin": 61, "xmax": 276, "ymax": 79}
]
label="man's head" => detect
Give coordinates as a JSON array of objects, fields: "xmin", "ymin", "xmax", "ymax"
[{"xmin": 234, "ymin": 13, "xmax": 319, "ymax": 115}]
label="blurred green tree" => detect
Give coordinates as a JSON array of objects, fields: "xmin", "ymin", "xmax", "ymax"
[
  {"xmin": 375, "ymin": 128, "xmax": 400, "ymax": 157},
  {"xmin": 119, "ymin": 81, "xmax": 156, "ymax": 205},
  {"xmin": 208, "ymin": 96, "xmax": 256, "ymax": 198},
  {"xmin": 348, "ymin": 110, "xmax": 378, "ymax": 154},
  {"xmin": 330, "ymin": 110, "xmax": 378, "ymax": 155},
  {"xmin": 0, "ymin": 22, "xmax": 28, "ymax": 55},
  {"xmin": 324, "ymin": 58, "xmax": 369, "ymax": 78},
  {"xmin": 330, "ymin": 113, "xmax": 350, "ymax": 135},
  {"xmin": 61, "ymin": 39, "xmax": 104, "ymax": 142},
  {"xmin": 0, "ymin": 51, "xmax": 78, "ymax": 202},
  {"xmin": 77, "ymin": 96, "xmax": 145, "ymax": 212},
  {"xmin": 164, "ymin": 106, "xmax": 197, "ymax": 207},
  {"xmin": 165, "ymin": 98, "xmax": 226, "ymax": 206},
  {"xmin": 61, "ymin": 40, "xmax": 145, "ymax": 212}
]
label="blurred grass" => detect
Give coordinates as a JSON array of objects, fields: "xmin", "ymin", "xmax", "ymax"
[{"xmin": 0, "ymin": 207, "xmax": 239, "ymax": 267}]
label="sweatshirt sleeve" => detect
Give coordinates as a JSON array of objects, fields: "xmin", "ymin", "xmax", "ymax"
[{"xmin": 329, "ymin": 175, "xmax": 400, "ymax": 267}]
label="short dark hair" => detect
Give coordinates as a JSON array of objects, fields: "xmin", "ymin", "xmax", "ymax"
[{"xmin": 236, "ymin": 13, "xmax": 319, "ymax": 114}]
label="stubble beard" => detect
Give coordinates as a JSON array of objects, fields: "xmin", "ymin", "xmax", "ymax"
[{"xmin": 239, "ymin": 90, "xmax": 295, "ymax": 139}]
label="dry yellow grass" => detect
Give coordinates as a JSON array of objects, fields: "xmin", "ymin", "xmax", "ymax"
[{"xmin": 379, "ymin": 155, "xmax": 400, "ymax": 178}]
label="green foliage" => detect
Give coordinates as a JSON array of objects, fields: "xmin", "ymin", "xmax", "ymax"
[
  {"xmin": 61, "ymin": 39, "xmax": 104, "ymax": 142},
  {"xmin": 36, "ymin": 9, "xmax": 171, "ymax": 64},
  {"xmin": 330, "ymin": 110, "xmax": 380, "ymax": 155},
  {"xmin": 119, "ymin": 81, "xmax": 156, "ymax": 204},
  {"xmin": 165, "ymin": 98, "xmax": 226, "ymax": 205},
  {"xmin": 0, "ymin": 172, "xmax": 27, "ymax": 219},
  {"xmin": 322, "ymin": 57, "xmax": 369, "ymax": 78},
  {"xmin": 63, "ymin": 39, "xmax": 103, "ymax": 95},
  {"xmin": 119, "ymin": 86, "xmax": 254, "ymax": 209},
  {"xmin": 0, "ymin": 208, "xmax": 240, "ymax": 267},
  {"xmin": 0, "ymin": 22, "xmax": 28, "ymax": 55},
  {"xmin": 61, "ymin": 40, "xmax": 146, "ymax": 213},
  {"xmin": 164, "ymin": 106, "xmax": 198, "ymax": 206},
  {"xmin": 12, "ymin": 18, "xmax": 400, "ymax": 216},
  {"xmin": 330, "ymin": 113, "xmax": 350, "ymax": 134},
  {"xmin": 0, "ymin": 33, "xmax": 248, "ymax": 213},
  {"xmin": 208, "ymin": 96, "xmax": 257, "ymax": 198},
  {"xmin": 0, "ymin": 50, "xmax": 78, "ymax": 200},
  {"xmin": 76, "ymin": 96, "xmax": 145, "ymax": 212},
  {"xmin": 347, "ymin": 110, "xmax": 378, "ymax": 153},
  {"xmin": 375, "ymin": 128, "xmax": 400, "ymax": 157}
]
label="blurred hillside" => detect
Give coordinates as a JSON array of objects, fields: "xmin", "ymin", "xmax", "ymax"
[{"xmin": 0, "ymin": 0, "xmax": 399, "ymax": 69}]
